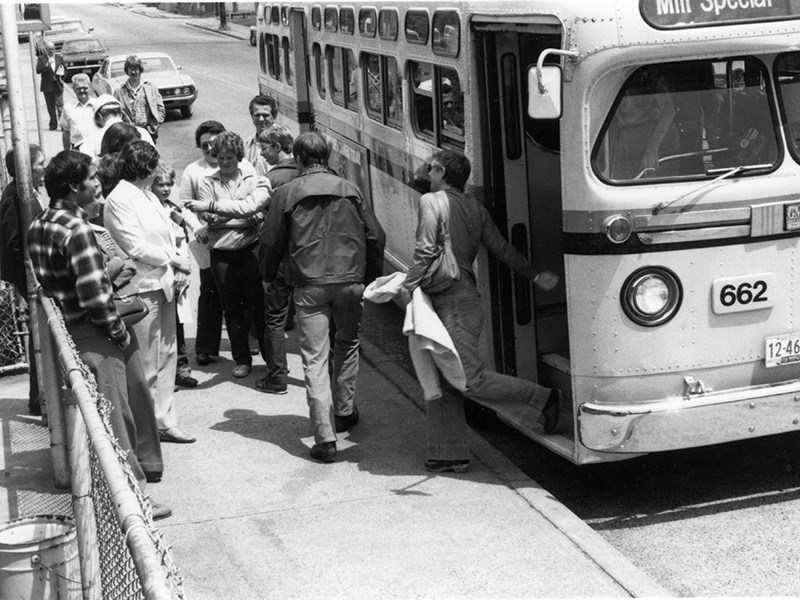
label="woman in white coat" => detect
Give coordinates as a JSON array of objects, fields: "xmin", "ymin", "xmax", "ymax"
[{"xmin": 105, "ymin": 141, "xmax": 196, "ymax": 444}]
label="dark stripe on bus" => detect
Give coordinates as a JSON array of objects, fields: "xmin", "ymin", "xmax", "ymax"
[{"xmin": 563, "ymin": 231, "xmax": 800, "ymax": 255}]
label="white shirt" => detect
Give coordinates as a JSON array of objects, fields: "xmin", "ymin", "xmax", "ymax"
[
  {"xmin": 58, "ymin": 99, "xmax": 96, "ymax": 148},
  {"xmin": 81, "ymin": 117, "xmax": 155, "ymax": 158}
]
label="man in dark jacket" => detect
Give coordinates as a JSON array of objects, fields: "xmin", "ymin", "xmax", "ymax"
[
  {"xmin": 258, "ymin": 132, "xmax": 385, "ymax": 463},
  {"xmin": 35, "ymin": 41, "xmax": 65, "ymax": 130},
  {"xmin": 0, "ymin": 146, "xmax": 46, "ymax": 414}
]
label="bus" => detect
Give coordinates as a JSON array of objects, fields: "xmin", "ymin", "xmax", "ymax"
[{"xmin": 255, "ymin": 0, "xmax": 800, "ymax": 464}]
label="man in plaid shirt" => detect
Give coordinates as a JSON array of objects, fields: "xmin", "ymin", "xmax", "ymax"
[{"xmin": 28, "ymin": 151, "xmax": 171, "ymax": 519}]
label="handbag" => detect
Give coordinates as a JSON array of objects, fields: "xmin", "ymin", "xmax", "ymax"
[
  {"xmin": 113, "ymin": 283, "xmax": 148, "ymax": 325},
  {"xmin": 419, "ymin": 190, "xmax": 461, "ymax": 294}
]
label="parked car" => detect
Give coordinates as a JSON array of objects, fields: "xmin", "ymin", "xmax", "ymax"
[
  {"xmin": 250, "ymin": 26, "xmax": 257, "ymax": 46},
  {"xmin": 61, "ymin": 36, "xmax": 108, "ymax": 82},
  {"xmin": 34, "ymin": 18, "xmax": 92, "ymax": 55},
  {"xmin": 91, "ymin": 52, "xmax": 197, "ymax": 118}
]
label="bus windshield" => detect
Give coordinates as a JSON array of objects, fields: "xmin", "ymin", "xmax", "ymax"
[
  {"xmin": 594, "ymin": 58, "xmax": 779, "ymax": 184},
  {"xmin": 777, "ymin": 52, "xmax": 800, "ymax": 164}
]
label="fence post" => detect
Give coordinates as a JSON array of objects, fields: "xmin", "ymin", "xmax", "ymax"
[
  {"xmin": 37, "ymin": 300, "xmax": 70, "ymax": 488},
  {"xmin": 65, "ymin": 397, "xmax": 102, "ymax": 600}
]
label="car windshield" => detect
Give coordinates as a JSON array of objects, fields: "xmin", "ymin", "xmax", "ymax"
[
  {"xmin": 63, "ymin": 39, "xmax": 103, "ymax": 53},
  {"xmin": 593, "ymin": 58, "xmax": 779, "ymax": 184},
  {"xmin": 777, "ymin": 52, "xmax": 800, "ymax": 164},
  {"xmin": 109, "ymin": 57, "xmax": 175, "ymax": 78}
]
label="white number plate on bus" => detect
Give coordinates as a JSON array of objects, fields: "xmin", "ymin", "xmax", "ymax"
[
  {"xmin": 765, "ymin": 333, "xmax": 800, "ymax": 368},
  {"xmin": 711, "ymin": 273, "xmax": 774, "ymax": 315}
]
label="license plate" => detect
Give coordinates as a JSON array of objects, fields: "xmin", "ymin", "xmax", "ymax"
[
  {"xmin": 711, "ymin": 273, "xmax": 775, "ymax": 315},
  {"xmin": 786, "ymin": 202, "xmax": 800, "ymax": 231},
  {"xmin": 765, "ymin": 333, "xmax": 800, "ymax": 367}
]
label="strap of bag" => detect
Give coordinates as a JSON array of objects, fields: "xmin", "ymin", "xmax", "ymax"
[{"xmin": 435, "ymin": 190, "xmax": 451, "ymax": 242}]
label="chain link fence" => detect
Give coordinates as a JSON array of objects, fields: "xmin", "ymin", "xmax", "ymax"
[{"xmin": 0, "ymin": 281, "xmax": 27, "ymax": 374}]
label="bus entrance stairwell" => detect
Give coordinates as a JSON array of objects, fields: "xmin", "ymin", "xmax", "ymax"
[{"xmin": 475, "ymin": 25, "xmax": 570, "ymax": 440}]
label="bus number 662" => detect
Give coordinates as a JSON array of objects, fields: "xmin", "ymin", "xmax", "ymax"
[{"xmin": 719, "ymin": 281, "xmax": 768, "ymax": 307}]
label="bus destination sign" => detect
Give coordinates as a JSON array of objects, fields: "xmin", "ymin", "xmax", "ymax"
[{"xmin": 641, "ymin": 0, "xmax": 800, "ymax": 29}]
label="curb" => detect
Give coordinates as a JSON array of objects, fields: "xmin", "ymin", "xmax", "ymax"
[
  {"xmin": 184, "ymin": 21, "xmax": 249, "ymax": 42},
  {"xmin": 359, "ymin": 336, "xmax": 673, "ymax": 598}
]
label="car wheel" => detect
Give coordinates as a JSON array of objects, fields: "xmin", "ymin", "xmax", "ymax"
[
  {"xmin": 180, "ymin": 105, "xmax": 193, "ymax": 118},
  {"xmin": 250, "ymin": 31, "xmax": 257, "ymax": 46}
]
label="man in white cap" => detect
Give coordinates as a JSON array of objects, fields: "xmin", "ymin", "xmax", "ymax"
[{"xmin": 81, "ymin": 94, "xmax": 154, "ymax": 158}]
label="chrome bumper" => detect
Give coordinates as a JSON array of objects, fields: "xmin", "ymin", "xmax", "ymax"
[{"xmin": 579, "ymin": 379, "xmax": 800, "ymax": 453}]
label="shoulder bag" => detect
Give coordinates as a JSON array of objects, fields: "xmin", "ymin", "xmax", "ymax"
[
  {"xmin": 419, "ymin": 190, "xmax": 461, "ymax": 294},
  {"xmin": 113, "ymin": 282, "xmax": 149, "ymax": 325}
]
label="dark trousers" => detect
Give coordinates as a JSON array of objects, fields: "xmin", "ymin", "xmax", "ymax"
[
  {"xmin": 210, "ymin": 245, "xmax": 266, "ymax": 366},
  {"xmin": 264, "ymin": 266, "xmax": 293, "ymax": 385},
  {"xmin": 43, "ymin": 91, "xmax": 63, "ymax": 128},
  {"xmin": 195, "ymin": 267, "xmax": 223, "ymax": 356},
  {"xmin": 68, "ymin": 323, "xmax": 146, "ymax": 489}
]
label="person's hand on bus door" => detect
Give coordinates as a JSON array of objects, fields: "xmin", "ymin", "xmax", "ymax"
[{"xmin": 533, "ymin": 271, "xmax": 559, "ymax": 292}]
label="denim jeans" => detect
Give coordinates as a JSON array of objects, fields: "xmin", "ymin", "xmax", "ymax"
[
  {"xmin": 427, "ymin": 278, "xmax": 551, "ymax": 460},
  {"xmin": 210, "ymin": 245, "xmax": 266, "ymax": 366},
  {"xmin": 263, "ymin": 266, "xmax": 293, "ymax": 385},
  {"xmin": 294, "ymin": 282, "xmax": 364, "ymax": 444}
]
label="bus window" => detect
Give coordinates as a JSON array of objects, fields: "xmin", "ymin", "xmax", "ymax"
[
  {"xmin": 432, "ymin": 11, "xmax": 459, "ymax": 58},
  {"xmin": 266, "ymin": 34, "xmax": 280, "ymax": 80},
  {"xmin": 776, "ymin": 52, "xmax": 800, "ymax": 163},
  {"xmin": 263, "ymin": 4, "xmax": 271, "ymax": 24},
  {"xmin": 405, "ymin": 10, "xmax": 429, "ymax": 45},
  {"xmin": 379, "ymin": 9, "xmax": 398, "ymax": 41},
  {"xmin": 328, "ymin": 46, "xmax": 344, "ymax": 105},
  {"xmin": 346, "ymin": 49, "xmax": 359, "ymax": 110},
  {"xmin": 359, "ymin": 8, "xmax": 376, "ymax": 37},
  {"xmin": 258, "ymin": 33, "xmax": 267, "ymax": 75},
  {"xmin": 282, "ymin": 37, "xmax": 293, "ymax": 86},
  {"xmin": 340, "ymin": 8, "xmax": 355, "ymax": 35},
  {"xmin": 324, "ymin": 7, "xmax": 338, "ymax": 32},
  {"xmin": 594, "ymin": 58, "xmax": 778, "ymax": 184},
  {"xmin": 411, "ymin": 61, "xmax": 435, "ymax": 140},
  {"xmin": 313, "ymin": 43, "xmax": 326, "ymax": 98},
  {"xmin": 270, "ymin": 6, "xmax": 279, "ymax": 25},
  {"xmin": 312, "ymin": 6, "xmax": 321, "ymax": 30},
  {"xmin": 365, "ymin": 54, "xmax": 382, "ymax": 118},
  {"xmin": 440, "ymin": 67, "xmax": 464, "ymax": 146},
  {"xmin": 386, "ymin": 56, "xmax": 403, "ymax": 127}
]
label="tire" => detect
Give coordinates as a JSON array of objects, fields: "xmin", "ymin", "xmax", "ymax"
[{"xmin": 180, "ymin": 105, "xmax": 193, "ymax": 118}]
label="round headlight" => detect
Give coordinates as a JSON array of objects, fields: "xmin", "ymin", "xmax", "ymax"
[
  {"xmin": 603, "ymin": 215, "xmax": 632, "ymax": 244},
  {"xmin": 621, "ymin": 266, "xmax": 682, "ymax": 327}
]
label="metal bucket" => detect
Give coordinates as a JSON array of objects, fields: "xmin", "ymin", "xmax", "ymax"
[{"xmin": 0, "ymin": 514, "xmax": 81, "ymax": 599}]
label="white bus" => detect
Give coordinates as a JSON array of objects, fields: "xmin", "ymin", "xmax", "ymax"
[{"xmin": 256, "ymin": 0, "xmax": 800, "ymax": 464}]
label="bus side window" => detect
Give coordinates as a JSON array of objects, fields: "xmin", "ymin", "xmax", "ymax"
[
  {"xmin": 346, "ymin": 49, "xmax": 360, "ymax": 110},
  {"xmin": 386, "ymin": 56, "xmax": 403, "ymax": 127},
  {"xmin": 440, "ymin": 67, "xmax": 464, "ymax": 145},
  {"xmin": 329, "ymin": 46, "xmax": 345, "ymax": 105},
  {"xmin": 411, "ymin": 61, "xmax": 435, "ymax": 139},
  {"xmin": 313, "ymin": 43, "xmax": 325, "ymax": 98}
]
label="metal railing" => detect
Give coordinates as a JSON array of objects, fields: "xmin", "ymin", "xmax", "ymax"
[{"xmin": 37, "ymin": 292, "xmax": 184, "ymax": 600}]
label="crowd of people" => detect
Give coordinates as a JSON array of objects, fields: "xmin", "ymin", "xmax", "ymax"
[{"xmin": 0, "ymin": 53, "xmax": 563, "ymax": 520}]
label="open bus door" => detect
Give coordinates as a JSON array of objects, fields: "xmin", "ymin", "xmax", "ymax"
[{"xmin": 474, "ymin": 21, "xmax": 572, "ymax": 458}]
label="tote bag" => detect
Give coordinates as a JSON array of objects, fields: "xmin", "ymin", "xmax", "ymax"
[{"xmin": 419, "ymin": 190, "xmax": 461, "ymax": 294}]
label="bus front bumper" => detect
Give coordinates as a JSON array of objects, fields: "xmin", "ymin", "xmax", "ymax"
[{"xmin": 578, "ymin": 379, "xmax": 800, "ymax": 453}]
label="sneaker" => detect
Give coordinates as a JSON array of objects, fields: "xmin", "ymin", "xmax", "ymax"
[
  {"xmin": 334, "ymin": 405, "xmax": 360, "ymax": 433},
  {"xmin": 150, "ymin": 499, "xmax": 172, "ymax": 520},
  {"xmin": 175, "ymin": 372, "xmax": 198, "ymax": 388},
  {"xmin": 232, "ymin": 364, "xmax": 251, "ymax": 378},
  {"xmin": 196, "ymin": 353, "xmax": 210, "ymax": 366},
  {"xmin": 255, "ymin": 377, "xmax": 288, "ymax": 394},
  {"xmin": 424, "ymin": 459, "xmax": 470, "ymax": 473},
  {"xmin": 310, "ymin": 442, "xmax": 337, "ymax": 463}
]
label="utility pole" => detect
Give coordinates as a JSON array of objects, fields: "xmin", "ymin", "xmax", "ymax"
[{"xmin": 219, "ymin": 3, "xmax": 229, "ymax": 30}]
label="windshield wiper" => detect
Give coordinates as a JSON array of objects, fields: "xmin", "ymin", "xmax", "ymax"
[{"xmin": 652, "ymin": 163, "xmax": 772, "ymax": 215}]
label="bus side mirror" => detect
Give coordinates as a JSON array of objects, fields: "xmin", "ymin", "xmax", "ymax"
[{"xmin": 527, "ymin": 64, "xmax": 563, "ymax": 119}]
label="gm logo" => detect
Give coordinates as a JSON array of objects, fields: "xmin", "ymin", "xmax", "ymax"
[{"xmin": 785, "ymin": 202, "xmax": 800, "ymax": 231}]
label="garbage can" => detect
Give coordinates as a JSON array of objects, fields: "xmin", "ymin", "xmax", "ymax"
[{"xmin": 0, "ymin": 514, "xmax": 81, "ymax": 599}]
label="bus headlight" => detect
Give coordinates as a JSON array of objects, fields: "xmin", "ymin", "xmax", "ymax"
[
  {"xmin": 603, "ymin": 215, "xmax": 631, "ymax": 244},
  {"xmin": 621, "ymin": 266, "xmax": 682, "ymax": 327}
]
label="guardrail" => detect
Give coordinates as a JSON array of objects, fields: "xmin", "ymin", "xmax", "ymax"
[{"xmin": 37, "ymin": 291, "xmax": 184, "ymax": 600}]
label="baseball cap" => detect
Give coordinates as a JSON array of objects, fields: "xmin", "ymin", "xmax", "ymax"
[{"xmin": 91, "ymin": 94, "xmax": 121, "ymax": 116}]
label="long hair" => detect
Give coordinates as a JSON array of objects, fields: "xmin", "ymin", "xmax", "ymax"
[{"xmin": 100, "ymin": 122, "xmax": 141, "ymax": 157}]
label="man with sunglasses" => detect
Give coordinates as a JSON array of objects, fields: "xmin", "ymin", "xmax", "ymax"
[{"xmin": 59, "ymin": 74, "xmax": 96, "ymax": 151}]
